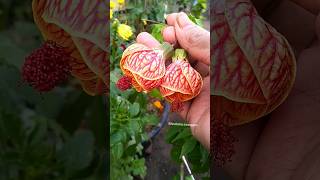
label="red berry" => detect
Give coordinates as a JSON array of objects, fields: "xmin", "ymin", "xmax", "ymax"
[
  {"xmin": 116, "ymin": 76, "xmax": 132, "ymax": 91},
  {"xmin": 120, "ymin": 43, "xmax": 126, "ymax": 51},
  {"xmin": 22, "ymin": 41, "xmax": 71, "ymax": 92}
]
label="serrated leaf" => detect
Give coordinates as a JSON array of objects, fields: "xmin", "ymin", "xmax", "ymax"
[
  {"xmin": 172, "ymin": 128, "xmax": 192, "ymax": 143},
  {"xmin": 142, "ymin": 114, "xmax": 158, "ymax": 125},
  {"xmin": 165, "ymin": 126, "xmax": 183, "ymax": 143},
  {"xmin": 112, "ymin": 143, "xmax": 124, "ymax": 159},
  {"xmin": 131, "ymin": 158, "xmax": 146, "ymax": 177},
  {"xmin": 128, "ymin": 120, "xmax": 140, "ymax": 134},
  {"xmin": 110, "ymin": 131, "xmax": 126, "ymax": 146},
  {"xmin": 170, "ymin": 145, "xmax": 182, "ymax": 163},
  {"xmin": 129, "ymin": 102, "xmax": 140, "ymax": 117}
]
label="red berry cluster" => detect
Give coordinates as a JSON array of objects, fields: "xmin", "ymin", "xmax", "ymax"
[
  {"xmin": 116, "ymin": 76, "xmax": 132, "ymax": 91},
  {"xmin": 22, "ymin": 41, "xmax": 71, "ymax": 92}
]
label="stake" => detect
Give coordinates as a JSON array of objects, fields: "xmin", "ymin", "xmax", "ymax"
[{"xmin": 182, "ymin": 155, "xmax": 195, "ymax": 180}]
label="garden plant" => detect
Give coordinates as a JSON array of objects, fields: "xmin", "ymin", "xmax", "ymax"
[
  {"xmin": 0, "ymin": 0, "xmax": 107, "ymax": 179},
  {"xmin": 110, "ymin": 0, "xmax": 210, "ymax": 179}
]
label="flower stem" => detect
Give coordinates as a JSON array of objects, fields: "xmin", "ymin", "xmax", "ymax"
[
  {"xmin": 141, "ymin": 18, "xmax": 165, "ymax": 24},
  {"xmin": 159, "ymin": 42, "xmax": 174, "ymax": 60},
  {"xmin": 172, "ymin": 49, "xmax": 187, "ymax": 62}
]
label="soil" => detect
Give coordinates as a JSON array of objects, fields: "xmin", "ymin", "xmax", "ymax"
[{"xmin": 145, "ymin": 113, "xmax": 181, "ymax": 180}]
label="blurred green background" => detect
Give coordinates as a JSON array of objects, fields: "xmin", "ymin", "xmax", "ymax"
[{"xmin": 0, "ymin": 0, "xmax": 108, "ymax": 179}]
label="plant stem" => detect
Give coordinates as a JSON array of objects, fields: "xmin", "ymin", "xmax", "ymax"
[
  {"xmin": 180, "ymin": 162, "xmax": 184, "ymax": 180},
  {"xmin": 141, "ymin": 19, "xmax": 165, "ymax": 24}
]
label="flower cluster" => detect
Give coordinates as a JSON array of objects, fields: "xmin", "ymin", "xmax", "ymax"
[
  {"xmin": 117, "ymin": 24, "xmax": 133, "ymax": 41},
  {"xmin": 22, "ymin": 41, "xmax": 72, "ymax": 92},
  {"xmin": 117, "ymin": 43, "xmax": 203, "ymax": 112}
]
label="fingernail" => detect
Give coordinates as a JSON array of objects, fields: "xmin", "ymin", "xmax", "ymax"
[{"xmin": 177, "ymin": 12, "xmax": 193, "ymax": 28}]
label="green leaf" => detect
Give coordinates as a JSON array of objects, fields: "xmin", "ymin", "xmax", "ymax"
[
  {"xmin": 172, "ymin": 174, "xmax": 179, "ymax": 180},
  {"xmin": 27, "ymin": 117, "xmax": 48, "ymax": 146},
  {"xmin": 188, "ymin": 14, "xmax": 204, "ymax": 27},
  {"xmin": 180, "ymin": 138, "xmax": 197, "ymax": 157},
  {"xmin": 165, "ymin": 126, "xmax": 183, "ymax": 143},
  {"xmin": 200, "ymin": 144, "xmax": 209, "ymax": 164},
  {"xmin": 148, "ymin": 88, "xmax": 163, "ymax": 99},
  {"xmin": 131, "ymin": 158, "xmax": 146, "ymax": 178},
  {"xmin": 170, "ymin": 145, "xmax": 182, "ymax": 163},
  {"xmin": 151, "ymin": 24, "xmax": 165, "ymax": 43},
  {"xmin": 0, "ymin": 33, "xmax": 27, "ymax": 69},
  {"xmin": 57, "ymin": 130, "xmax": 95, "ymax": 173},
  {"xmin": 110, "ymin": 130, "xmax": 126, "ymax": 146},
  {"xmin": 110, "ymin": 71, "xmax": 119, "ymax": 84},
  {"xmin": 128, "ymin": 120, "xmax": 140, "ymax": 134},
  {"xmin": 172, "ymin": 128, "xmax": 192, "ymax": 143},
  {"xmin": 112, "ymin": 143, "xmax": 124, "ymax": 159},
  {"xmin": 129, "ymin": 102, "xmax": 140, "ymax": 117},
  {"xmin": 124, "ymin": 144, "xmax": 137, "ymax": 156},
  {"xmin": 142, "ymin": 114, "xmax": 158, "ymax": 125},
  {"xmin": 0, "ymin": 110, "xmax": 23, "ymax": 146}
]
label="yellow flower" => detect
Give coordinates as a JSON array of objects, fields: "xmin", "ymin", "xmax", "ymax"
[
  {"xmin": 117, "ymin": 24, "xmax": 133, "ymax": 41},
  {"xmin": 117, "ymin": 0, "xmax": 125, "ymax": 5},
  {"xmin": 142, "ymin": 19, "xmax": 147, "ymax": 25},
  {"xmin": 153, "ymin": 101, "xmax": 163, "ymax": 111},
  {"xmin": 110, "ymin": 1, "xmax": 115, "ymax": 9},
  {"xmin": 110, "ymin": 10, "xmax": 113, "ymax": 19}
]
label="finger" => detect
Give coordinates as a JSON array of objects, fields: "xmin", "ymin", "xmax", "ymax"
[
  {"xmin": 136, "ymin": 32, "xmax": 160, "ymax": 48},
  {"xmin": 175, "ymin": 12, "xmax": 195, "ymax": 27},
  {"xmin": 174, "ymin": 12, "xmax": 210, "ymax": 65},
  {"xmin": 186, "ymin": 77, "xmax": 210, "ymax": 149},
  {"xmin": 162, "ymin": 26, "xmax": 177, "ymax": 44},
  {"xmin": 165, "ymin": 13, "xmax": 179, "ymax": 26}
]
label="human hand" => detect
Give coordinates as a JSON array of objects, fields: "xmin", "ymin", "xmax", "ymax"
[
  {"xmin": 220, "ymin": 1, "xmax": 320, "ymax": 180},
  {"xmin": 136, "ymin": 12, "xmax": 210, "ymax": 149}
]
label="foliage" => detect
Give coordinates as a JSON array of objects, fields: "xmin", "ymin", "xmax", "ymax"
[
  {"xmin": 0, "ymin": 1, "xmax": 107, "ymax": 179},
  {"xmin": 166, "ymin": 126, "xmax": 210, "ymax": 179},
  {"xmin": 110, "ymin": 73, "xmax": 159, "ymax": 179}
]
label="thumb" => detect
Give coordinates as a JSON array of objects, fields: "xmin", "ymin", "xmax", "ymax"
[{"xmin": 174, "ymin": 12, "xmax": 210, "ymax": 65}]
